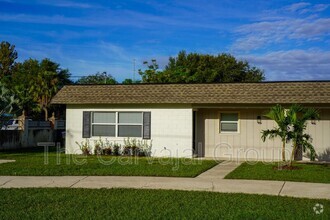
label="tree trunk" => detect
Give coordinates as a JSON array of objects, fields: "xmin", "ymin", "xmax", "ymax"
[
  {"xmin": 282, "ymin": 140, "xmax": 286, "ymax": 161},
  {"xmin": 290, "ymin": 143, "xmax": 297, "ymax": 167},
  {"xmin": 294, "ymin": 145, "xmax": 303, "ymax": 161},
  {"xmin": 43, "ymin": 107, "xmax": 48, "ymax": 121}
]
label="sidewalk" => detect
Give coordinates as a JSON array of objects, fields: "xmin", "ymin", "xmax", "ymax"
[{"xmin": 0, "ymin": 162, "xmax": 329, "ymax": 200}]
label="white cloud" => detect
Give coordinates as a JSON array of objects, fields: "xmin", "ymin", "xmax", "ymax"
[
  {"xmin": 231, "ymin": 2, "xmax": 330, "ymax": 52},
  {"xmin": 284, "ymin": 2, "xmax": 311, "ymax": 12},
  {"xmin": 0, "ymin": 13, "xmax": 85, "ymax": 26},
  {"xmin": 300, "ymin": 4, "xmax": 329, "ymax": 14},
  {"xmin": 48, "ymin": 3, "xmax": 92, "ymax": 8},
  {"xmin": 232, "ymin": 2, "xmax": 330, "ymax": 81},
  {"xmin": 40, "ymin": 0, "xmax": 95, "ymax": 8},
  {"xmin": 0, "ymin": 1, "xmax": 241, "ymax": 31},
  {"xmin": 242, "ymin": 50, "xmax": 330, "ymax": 80},
  {"xmin": 313, "ymin": 4, "xmax": 330, "ymax": 12},
  {"xmin": 283, "ymin": 2, "xmax": 329, "ymax": 14},
  {"xmin": 0, "ymin": 10, "xmax": 221, "ymax": 30},
  {"xmin": 1, "ymin": 0, "xmax": 98, "ymax": 8},
  {"xmin": 0, "ymin": 12, "xmax": 151, "ymax": 28},
  {"xmin": 99, "ymin": 42, "xmax": 132, "ymax": 62}
]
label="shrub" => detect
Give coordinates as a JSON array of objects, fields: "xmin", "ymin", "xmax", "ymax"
[
  {"xmin": 123, "ymin": 138, "xmax": 152, "ymax": 156},
  {"xmin": 75, "ymin": 138, "xmax": 151, "ymax": 157},
  {"xmin": 139, "ymin": 140, "xmax": 152, "ymax": 157},
  {"xmin": 101, "ymin": 139, "xmax": 113, "ymax": 155},
  {"xmin": 93, "ymin": 139, "xmax": 103, "ymax": 155},
  {"xmin": 75, "ymin": 139, "xmax": 92, "ymax": 155},
  {"xmin": 113, "ymin": 143, "xmax": 121, "ymax": 156}
]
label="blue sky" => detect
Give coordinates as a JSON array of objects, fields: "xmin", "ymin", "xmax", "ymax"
[{"xmin": 0, "ymin": 0, "xmax": 329, "ymax": 82}]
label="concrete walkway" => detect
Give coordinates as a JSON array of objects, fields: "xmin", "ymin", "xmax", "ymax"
[{"xmin": 0, "ymin": 162, "xmax": 329, "ymax": 200}]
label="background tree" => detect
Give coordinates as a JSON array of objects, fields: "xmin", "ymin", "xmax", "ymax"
[
  {"xmin": 0, "ymin": 42, "xmax": 72, "ymax": 120},
  {"xmin": 122, "ymin": 78, "xmax": 141, "ymax": 84},
  {"xmin": 139, "ymin": 51, "xmax": 265, "ymax": 83},
  {"xmin": 122, "ymin": 78, "xmax": 134, "ymax": 84},
  {"xmin": 11, "ymin": 58, "xmax": 71, "ymax": 120},
  {"xmin": 31, "ymin": 59, "xmax": 72, "ymax": 120},
  {"xmin": 0, "ymin": 41, "xmax": 18, "ymax": 81},
  {"xmin": 76, "ymin": 72, "xmax": 117, "ymax": 84},
  {"xmin": 11, "ymin": 59, "xmax": 39, "ymax": 114},
  {"xmin": 138, "ymin": 60, "xmax": 166, "ymax": 83}
]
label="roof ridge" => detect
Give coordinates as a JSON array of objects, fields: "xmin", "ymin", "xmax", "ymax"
[{"xmin": 63, "ymin": 80, "xmax": 330, "ymax": 87}]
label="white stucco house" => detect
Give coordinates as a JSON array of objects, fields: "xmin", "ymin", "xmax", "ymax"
[{"xmin": 51, "ymin": 81, "xmax": 330, "ymax": 160}]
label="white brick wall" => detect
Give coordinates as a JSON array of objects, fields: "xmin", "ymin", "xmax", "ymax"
[{"xmin": 65, "ymin": 104, "xmax": 193, "ymax": 157}]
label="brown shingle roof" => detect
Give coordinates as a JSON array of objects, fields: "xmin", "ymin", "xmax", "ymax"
[{"xmin": 51, "ymin": 81, "xmax": 330, "ymax": 105}]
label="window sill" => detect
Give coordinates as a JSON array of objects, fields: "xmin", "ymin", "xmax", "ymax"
[{"xmin": 219, "ymin": 132, "xmax": 240, "ymax": 135}]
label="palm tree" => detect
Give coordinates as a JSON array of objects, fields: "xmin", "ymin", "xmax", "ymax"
[
  {"xmin": 261, "ymin": 104, "xmax": 290, "ymax": 161},
  {"xmin": 31, "ymin": 64, "xmax": 58, "ymax": 121},
  {"xmin": 29, "ymin": 59, "xmax": 71, "ymax": 121},
  {"xmin": 286, "ymin": 104, "xmax": 319, "ymax": 166}
]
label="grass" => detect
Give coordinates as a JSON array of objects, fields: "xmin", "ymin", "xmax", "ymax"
[
  {"xmin": 0, "ymin": 147, "xmax": 218, "ymax": 177},
  {"xmin": 225, "ymin": 162, "xmax": 330, "ymax": 183},
  {"xmin": 0, "ymin": 188, "xmax": 329, "ymax": 219}
]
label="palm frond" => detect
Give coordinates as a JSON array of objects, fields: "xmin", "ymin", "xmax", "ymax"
[
  {"xmin": 261, "ymin": 129, "xmax": 281, "ymax": 142},
  {"xmin": 302, "ymin": 108, "xmax": 320, "ymax": 122},
  {"xmin": 302, "ymin": 140, "xmax": 317, "ymax": 161}
]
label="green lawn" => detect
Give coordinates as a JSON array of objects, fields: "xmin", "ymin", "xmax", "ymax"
[
  {"xmin": 0, "ymin": 148, "xmax": 218, "ymax": 177},
  {"xmin": 225, "ymin": 162, "xmax": 330, "ymax": 183},
  {"xmin": 0, "ymin": 188, "xmax": 328, "ymax": 219}
]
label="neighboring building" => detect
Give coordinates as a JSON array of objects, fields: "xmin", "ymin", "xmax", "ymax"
[{"xmin": 51, "ymin": 81, "xmax": 330, "ymax": 160}]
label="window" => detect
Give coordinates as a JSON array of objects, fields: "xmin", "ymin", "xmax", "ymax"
[
  {"xmin": 118, "ymin": 112, "xmax": 143, "ymax": 137},
  {"xmin": 89, "ymin": 112, "xmax": 144, "ymax": 138},
  {"xmin": 92, "ymin": 112, "xmax": 116, "ymax": 137},
  {"xmin": 220, "ymin": 113, "xmax": 239, "ymax": 133}
]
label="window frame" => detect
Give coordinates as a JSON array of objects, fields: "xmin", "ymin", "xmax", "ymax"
[
  {"xmin": 219, "ymin": 112, "xmax": 240, "ymax": 134},
  {"xmin": 90, "ymin": 111, "xmax": 144, "ymax": 138}
]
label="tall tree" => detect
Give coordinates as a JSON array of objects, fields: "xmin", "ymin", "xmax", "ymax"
[
  {"xmin": 31, "ymin": 59, "xmax": 58, "ymax": 120},
  {"xmin": 139, "ymin": 51, "xmax": 265, "ymax": 83},
  {"xmin": 11, "ymin": 59, "xmax": 39, "ymax": 114},
  {"xmin": 12, "ymin": 58, "xmax": 71, "ymax": 120},
  {"xmin": 76, "ymin": 72, "xmax": 117, "ymax": 84},
  {"xmin": 0, "ymin": 41, "xmax": 18, "ymax": 80}
]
